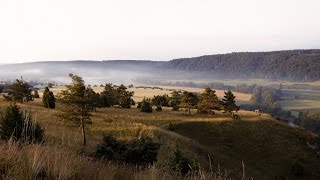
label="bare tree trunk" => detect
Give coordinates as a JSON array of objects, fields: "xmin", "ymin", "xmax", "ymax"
[{"xmin": 81, "ymin": 117, "xmax": 86, "ymax": 146}]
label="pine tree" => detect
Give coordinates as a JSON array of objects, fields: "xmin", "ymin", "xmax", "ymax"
[
  {"xmin": 57, "ymin": 74, "xmax": 94, "ymax": 146},
  {"xmin": 42, "ymin": 87, "xmax": 55, "ymax": 109},
  {"xmin": 180, "ymin": 91, "xmax": 198, "ymax": 116},
  {"xmin": 4, "ymin": 79, "xmax": 33, "ymax": 103},
  {"xmin": 115, "ymin": 84, "xmax": 135, "ymax": 108},
  {"xmin": 100, "ymin": 83, "xmax": 117, "ymax": 107},
  {"xmin": 169, "ymin": 91, "xmax": 181, "ymax": 111},
  {"xmin": 222, "ymin": 90, "xmax": 240, "ymax": 116},
  {"xmin": 197, "ymin": 87, "xmax": 222, "ymax": 114},
  {"xmin": 0, "ymin": 103, "xmax": 43, "ymax": 142}
]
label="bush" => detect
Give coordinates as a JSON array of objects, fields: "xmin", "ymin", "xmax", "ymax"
[
  {"xmin": 96, "ymin": 134, "xmax": 160, "ymax": 166},
  {"xmin": 0, "ymin": 104, "xmax": 44, "ymax": 142},
  {"xmin": 139, "ymin": 99, "xmax": 153, "ymax": 113},
  {"xmin": 168, "ymin": 147, "xmax": 198, "ymax": 176}
]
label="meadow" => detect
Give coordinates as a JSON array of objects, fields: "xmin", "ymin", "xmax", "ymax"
[{"xmin": 1, "ymin": 85, "xmax": 320, "ymax": 179}]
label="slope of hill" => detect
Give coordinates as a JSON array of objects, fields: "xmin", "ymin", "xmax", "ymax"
[
  {"xmin": 1, "ymin": 92, "xmax": 319, "ymax": 179},
  {"xmin": 166, "ymin": 49, "xmax": 320, "ymax": 81}
]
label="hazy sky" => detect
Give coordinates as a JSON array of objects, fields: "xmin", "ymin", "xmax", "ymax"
[{"xmin": 0, "ymin": 0, "xmax": 319, "ymax": 63}]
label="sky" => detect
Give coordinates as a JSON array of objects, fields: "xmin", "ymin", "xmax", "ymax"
[{"xmin": 0, "ymin": 0, "xmax": 319, "ymax": 63}]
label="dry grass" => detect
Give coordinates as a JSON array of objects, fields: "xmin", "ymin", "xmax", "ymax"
[{"xmin": 41, "ymin": 85, "xmax": 251, "ymax": 103}]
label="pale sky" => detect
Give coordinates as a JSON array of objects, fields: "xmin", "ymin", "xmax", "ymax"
[{"xmin": 0, "ymin": 0, "xmax": 319, "ymax": 63}]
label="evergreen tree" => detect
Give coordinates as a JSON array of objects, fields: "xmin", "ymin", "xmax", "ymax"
[
  {"xmin": 180, "ymin": 91, "xmax": 198, "ymax": 116},
  {"xmin": 0, "ymin": 104, "xmax": 43, "ymax": 142},
  {"xmin": 222, "ymin": 90, "xmax": 240, "ymax": 116},
  {"xmin": 57, "ymin": 74, "xmax": 94, "ymax": 146},
  {"xmin": 4, "ymin": 79, "xmax": 33, "ymax": 103},
  {"xmin": 115, "ymin": 84, "xmax": 135, "ymax": 108},
  {"xmin": 197, "ymin": 87, "xmax": 222, "ymax": 114},
  {"xmin": 168, "ymin": 91, "xmax": 181, "ymax": 111},
  {"xmin": 100, "ymin": 83, "xmax": 117, "ymax": 107},
  {"xmin": 42, "ymin": 87, "xmax": 55, "ymax": 109}
]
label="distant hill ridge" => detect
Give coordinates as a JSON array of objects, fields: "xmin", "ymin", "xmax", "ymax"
[
  {"xmin": 167, "ymin": 49, "xmax": 320, "ymax": 81},
  {"xmin": 1, "ymin": 49, "xmax": 320, "ymax": 81}
]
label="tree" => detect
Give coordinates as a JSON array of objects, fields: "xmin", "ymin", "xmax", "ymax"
[
  {"xmin": 57, "ymin": 74, "xmax": 94, "ymax": 146},
  {"xmin": 115, "ymin": 84, "xmax": 135, "ymax": 108},
  {"xmin": 139, "ymin": 98, "xmax": 153, "ymax": 113},
  {"xmin": 0, "ymin": 103, "xmax": 43, "ymax": 142},
  {"xmin": 168, "ymin": 91, "xmax": 181, "ymax": 111},
  {"xmin": 197, "ymin": 87, "xmax": 222, "ymax": 114},
  {"xmin": 222, "ymin": 91, "xmax": 240, "ymax": 116},
  {"xmin": 42, "ymin": 87, "xmax": 56, "ymax": 109},
  {"xmin": 100, "ymin": 83, "xmax": 117, "ymax": 107},
  {"xmin": 4, "ymin": 79, "xmax": 33, "ymax": 103},
  {"xmin": 100, "ymin": 83, "xmax": 134, "ymax": 108},
  {"xmin": 85, "ymin": 87, "xmax": 102, "ymax": 111},
  {"xmin": 151, "ymin": 94, "xmax": 169, "ymax": 107},
  {"xmin": 33, "ymin": 90, "xmax": 40, "ymax": 98},
  {"xmin": 180, "ymin": 91, "xmax": 198, "ymax": 116}
]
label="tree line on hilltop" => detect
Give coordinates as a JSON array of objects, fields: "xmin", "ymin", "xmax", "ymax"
[{"xmin": 166, "ymin": 49, "xmax": 320, "ymax": 81}]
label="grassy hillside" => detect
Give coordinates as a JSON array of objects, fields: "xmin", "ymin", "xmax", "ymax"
[{"xmin": 0, "ymin": 96, "xmax": 319, "ymax": 179}]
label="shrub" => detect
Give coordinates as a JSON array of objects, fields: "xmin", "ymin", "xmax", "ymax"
[
  {"xmin": 96, "ymin": 134, "xmax": 160, "ymax": 166},
  {"xmin": 168, "ymin": 147, "xmax": 198, "ymax": 176},
  {"xmin": 0, "ymin": 104, "xmax": 44, "ymax": 142},
  {"xmin": 139, "ymin": 98, "xmax": 153, "ymax": 113}
]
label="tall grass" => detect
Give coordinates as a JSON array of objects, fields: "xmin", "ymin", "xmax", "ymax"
[{"xmin": 0, "ymin": 140, "xmax": 229, "ymax": 180}]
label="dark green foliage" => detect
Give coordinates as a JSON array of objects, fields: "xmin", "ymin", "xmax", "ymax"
[
  {"xmin": 168, "ymin": 91, "xmax": 181, "ymax": 111},
  {"xmin": 100, "ymin": 83, "xmax": 117, "ymax": 107},
  {"xmin": 116, "ymin": 84, "xmax": 135, "ymax": 108},
  {"xmin": 4, "ymin": 79, "xmax": 33, "ymax": 103},
  {"xmin": 197, "ymin": 87, "xmax": 222, "ymax": 114},
  {"xmin": 151, "ymin": 94, "xmax": 169, "ymax": 107},
  {"xmin": 139, "ymin": 98, "xmax": 153, "ymax": 113},
  {"xmin": 85, "ymin": 87, "xmax": 102, "ymax": 110},
  {"xmin": 222, "ymin": 91, "xmax": 239, "ymax": 115},
  {"xmin": 180, "ymin": 91, "xmax": 198, "ymax": 115},
  {"xmin": 57, "ymin": 74, "xmax": 94, "ymax": 146},
  {"xmin": 168, "ymin": 147, "xmax": 198, "ymax": 176},
  {"xmin": 42, "ymin": 87, "xmax": 55, "ymax": 109},
  {"xmin": 0, "ymin": 104, "xmax": 43, "ymax": 142},
  {"xmin": 166, "ymin": 49, "xmax": 320, "ymax": 81},
  {"xmin": 96, "ymin": 134, "xmax": 160, "ymax": 166},
  {"xmin": 100, "ymin": 83, "xmax": 135, "ymax": 108}
]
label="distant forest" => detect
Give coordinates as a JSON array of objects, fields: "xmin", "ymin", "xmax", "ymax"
[
  {"xmin": 166, "ymin": 49, "xmax": 320, "ymax": 81},
  {"xmin": 1, "ymin": 49, "xmax": 320, "ymax": 83}
]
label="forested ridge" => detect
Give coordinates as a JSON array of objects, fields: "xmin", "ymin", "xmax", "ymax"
[
  {"xmin": 1, "ymin": 49, "xmax": 320, "ymax": 82},
  {"xmin": 167, "ymin": 49, "xmax": 320, "ymax": 81}
]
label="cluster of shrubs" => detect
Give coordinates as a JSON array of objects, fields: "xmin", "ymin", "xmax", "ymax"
[{"xmin": 95, "ymin": 134, "xmax": 160, "ymax": 166}]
